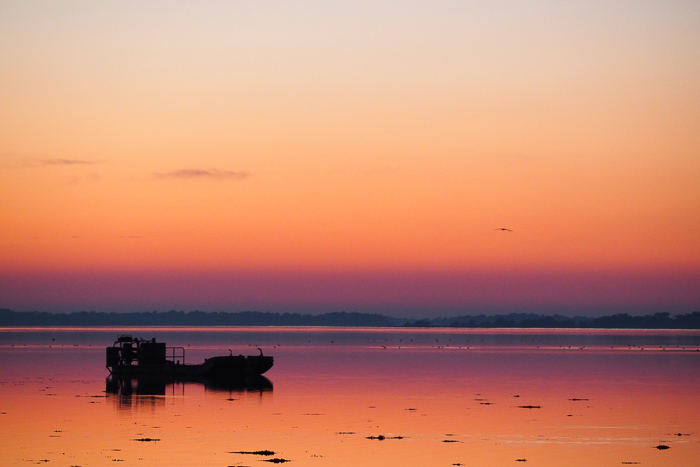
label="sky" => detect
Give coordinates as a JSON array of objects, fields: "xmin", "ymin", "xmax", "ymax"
[{"xmin": 1, "ymin": 1, "xmax": 699, "ymax": 317}]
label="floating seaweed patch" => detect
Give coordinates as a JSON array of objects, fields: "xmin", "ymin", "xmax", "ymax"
[
  {"xmin": 230, "ymin": 450, "xmax": 275, "ymax": 456},
  {"xmin": 517, "ymin": 405, "xmax": 541, "ymax": 409},
  {"xmin": 133, "ymin": 438, "xmax": 160, "ymax": 442},
  {"xmin": 262, "ymin": 458, "xmax": 290, "ymax": 463}
]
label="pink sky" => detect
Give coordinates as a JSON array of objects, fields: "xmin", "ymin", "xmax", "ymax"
[{"xmin": 1, "ymin": 267, "xmax": 697, "ymax": 318}]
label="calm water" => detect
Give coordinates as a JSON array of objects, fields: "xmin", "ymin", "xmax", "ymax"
[{"xmin": 1, "ymin": 327, "xmax": 698, "ymax": 466}]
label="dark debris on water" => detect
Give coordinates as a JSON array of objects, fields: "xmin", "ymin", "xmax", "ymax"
[{"xmin": 230, "ymin": 450, "xmax": 275, "ymax": 456}]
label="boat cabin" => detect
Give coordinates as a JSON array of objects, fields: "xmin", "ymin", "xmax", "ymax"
[{"xmin": 106, "ymin": 335, "xmax": 184, "ymax": 370}]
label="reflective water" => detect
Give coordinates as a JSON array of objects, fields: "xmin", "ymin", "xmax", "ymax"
[{"xmin": 1, "ymin": 327, "xmax": 698, "ymax": 466}]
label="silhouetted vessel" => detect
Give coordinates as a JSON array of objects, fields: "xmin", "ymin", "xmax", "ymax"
[{"xmin": 106, "ymin": 335, "xmax": 273, "ymax": 379}]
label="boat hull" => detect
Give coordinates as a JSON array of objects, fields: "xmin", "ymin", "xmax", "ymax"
[{"xmin": 108, "ymin": 355, "xmax": 274, "ymax": 378}]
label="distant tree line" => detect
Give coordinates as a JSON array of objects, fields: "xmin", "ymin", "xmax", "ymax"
[
  {"xmin": 404, "ymin": 311, "xmax": 700, "ymax": 329},
  {"xmin": 0, "ymin": 308, "xmax": 698, "ymax": 329},
  {"xmin": 0, "ymin": 309, "xmax": 395, "ymax": 327}
]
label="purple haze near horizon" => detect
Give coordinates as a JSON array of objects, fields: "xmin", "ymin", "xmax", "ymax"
[{"xmin": 1, "ymin": 268, "xmax": 697, "ymax": 318}]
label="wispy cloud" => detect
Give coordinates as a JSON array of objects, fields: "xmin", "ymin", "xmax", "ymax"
[
  {"xmin": 16, "ymin": 158, "xmax": 104, "ymax": 167},
  {"xmin": 154, "ymin": 169, "xmax": 250, "ymax": 180},
  {"xmin": 41, "ymin": 159, "xmax": 99, "ymax": 166}
]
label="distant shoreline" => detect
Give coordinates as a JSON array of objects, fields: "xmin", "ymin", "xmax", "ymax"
[{"xmin": 1, "ymin": 309, "xmax": 698, "ymax": 329}]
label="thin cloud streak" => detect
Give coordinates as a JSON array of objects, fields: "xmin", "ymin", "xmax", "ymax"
[
  {"xmin": 154, "ymin": 169, "xmax": 250, "ymax": 180},
  {"xmin": 40, "ymin": 159, "xmax": 100, "ymax": 166},
  {"xmin": 11, "ymin": 158, "xmax": 104, "ymax": 168},
  {"xmin": 1, "ymin": 156, "xmax": 104, "ymax": 170}
]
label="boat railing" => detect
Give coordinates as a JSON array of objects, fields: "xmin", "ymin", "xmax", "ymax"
[{"xmin": 167, "ymin": 346, "xmax": 185, "ymax": 365}]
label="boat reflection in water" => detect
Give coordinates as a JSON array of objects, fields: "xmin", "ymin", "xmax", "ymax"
[
  {"xmin": 105, "ymin": 374, "xmax": 273, "ymax": 409},
  {"xmin": 106, "ymin": 374, "xmax": 273, "ymax": 396}
]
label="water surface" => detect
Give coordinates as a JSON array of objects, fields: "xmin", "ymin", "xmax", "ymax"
[{"xmin": 1, "ymin": 327, "xmax": 698, "ymax": 466}]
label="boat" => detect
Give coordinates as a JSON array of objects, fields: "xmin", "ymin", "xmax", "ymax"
[{"xmin": 106, "ymin": 335, "xmax": 273, "ymax": 380}]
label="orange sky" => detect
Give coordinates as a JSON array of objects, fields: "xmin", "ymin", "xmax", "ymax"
[{"xmin": 1, "ymin": 2, "xmax": 698, "ymax": 315}]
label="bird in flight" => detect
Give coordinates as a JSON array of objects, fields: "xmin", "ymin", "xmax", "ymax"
[{"xmin": 494, "ymin": 228, "xmax": 513, "ymax": 232}]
